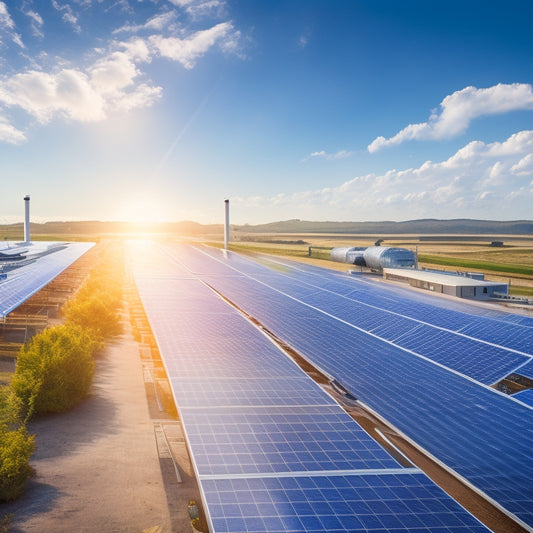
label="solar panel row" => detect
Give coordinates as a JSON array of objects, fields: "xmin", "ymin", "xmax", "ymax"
[
  {"xmin": 130, "ymin": 243, "xmax": 491, "ymax": 533},
  {"xmin": 160, "ymin": 243, "xmax": 533, "ymax": 528},
  {"xmin": 195, "ymin": 246, "xmax": 533, "ymax": 374},
  {"xmin": 0, "ymin": 242, "xmax": 95, "ymax": 317}
]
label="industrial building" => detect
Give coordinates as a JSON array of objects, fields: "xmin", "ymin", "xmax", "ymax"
[{"xmin": 383, "ymin": 268, "xmax": 509, "ymax": 300}]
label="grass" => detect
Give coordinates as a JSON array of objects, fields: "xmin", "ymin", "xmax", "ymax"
[
  {"xmin": 418, "ymin": 254, "xmax": 533, "ymax": 277},
  {"xmin": 510, "ymin": 286, "xmax": 533, "ymax": 297}
]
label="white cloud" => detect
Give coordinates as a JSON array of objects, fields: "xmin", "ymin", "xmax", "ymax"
[
  {"xmin": 25, "ymin": 9, "xmax": 45, "ymax": 38},
  {"xmin": 306, "ymin": 149, "xmax": 354, "ymax": 161},
  {"xmin": 113, "ymin": 11, "xmax": 177, "ymax": 34},
  {"xmin": 0, "ymin": 115, "xmax": 26, "ymax": 144},
  {"xmin": 0, "ymin": 5, "xmax": 241, "ymax": 142},
  {"xmin": 0, "ymin": 2, "xmax": 25, "ymax": 48},
  {"xmin": 368, "ymin": 83, "xmax": 533, "ymax": 152},
  {"xmin": 51, "ymin": 0, "xmax": 81, "ymax": 33},
  {"xmin": 0, "ymin": 2, "xmax": 15, "ymax": 30},
  {"xmin": 235, "ymin": 130, "xmax": 533, "ymax": 221},
  {"xmin": 167, "ymin": 0, "xmax": 225, "ymax": 18},
  {"xmin": 0, "ymin": 42, "xmax": 162, "ymax": 127},
  {"xmin": 150, "ymin": 21, "xmax": 235, "ymax": 69}
]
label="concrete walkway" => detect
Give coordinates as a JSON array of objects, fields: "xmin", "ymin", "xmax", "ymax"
[{"xmin": 1, "ymin": 323, "xmax": 174, "ymax": 532}]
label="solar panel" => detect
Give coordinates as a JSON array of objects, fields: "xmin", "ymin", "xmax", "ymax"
[
  {"xmin": 513, "ymin": 358, "xmax": 533, "ymax": 380},
  {"xmin": 164, "ymin": 244, "xmax": 533, "ymax": 527},
  {"xmin": 170, "ymin": 377, "xmax": 338, "ymax": 409},
  {"xmin": 513, "ymin": 389, "xmax": 533, "ymax": 407},
  {"xmin": 129, "ymin": 241, "xmax": 492, "ymax": 532},
  {"xmin": 181, "ymin": 406, "xmax": 402, "ymax": 476},
  {"xmin": 0, "ymin": 241, "xmax": 94, "ymax": 317},
  {"xmin": 190, "ymin": 245, "xmax": 532, "ymax": 382},
  {"xmin": 202, "ymin": 473, "xmax": 490, "ymax": 533}
]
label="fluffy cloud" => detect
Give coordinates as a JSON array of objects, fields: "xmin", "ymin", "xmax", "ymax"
[
  {"xmin": 368, "ymin": 83, "xmax": 533, "ymax": 152},
  {"xmin": 149, "ymin": 22, "xmax": 236, "ymax": 69},
  {"xmin": 0, "ymin": 4, "xmax": 241, "ymax": 143},
  {"xmin": 0, "ymin": 42, "xmax": 162, "ymax": 127},
  {"xmin": 235, "ymin": 130, "xmax": 533, "ymax": 221}
]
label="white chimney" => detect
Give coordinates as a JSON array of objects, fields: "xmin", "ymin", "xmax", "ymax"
[
  {"xmin": 24, "ymin": 195, "xmax": 30, "ymax": 244},
  {"xmin": 224, "ymin": 199, "xmax": 230, "ymax": 250}
]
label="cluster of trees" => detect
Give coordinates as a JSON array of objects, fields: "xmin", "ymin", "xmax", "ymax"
[{"xmin": 0, "ymin": 243, "xmax": 123, "ymax": 501}]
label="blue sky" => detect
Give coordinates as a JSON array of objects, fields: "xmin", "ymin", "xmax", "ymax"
[{"xmin": 0, "ymin": 0, "xmax": 532, "ymax": 225}]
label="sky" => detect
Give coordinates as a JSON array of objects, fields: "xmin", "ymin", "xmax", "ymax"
[{"xmin": 0, "ymin": 0, "xmax": 532, "ymax": 225}]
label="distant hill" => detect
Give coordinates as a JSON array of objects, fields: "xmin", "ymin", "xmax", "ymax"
[
  {"xmin": 1, "ymin": 218, "xmax": 532, "ymax": 237},
  {"xmin": 0, "ymin": 220, "xmax": 222, "ymax": 238},
  {"xmin": 233, "ymin": 219, "xmax": 533, "ymax": 235}
]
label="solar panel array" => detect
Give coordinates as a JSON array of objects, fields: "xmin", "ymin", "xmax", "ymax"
[
  {"xmin": 150, "ymin": 243, "xmax": 533, "ymax": 529},
  {"xmin": 195, "ymin": 247, "xmax": 532, "ymax": 384},
  {"xmin": 130, "ymin": 243, "xmax": 490, "ymax": 533},
  {"xmin": 0, "ymin": 241, "xmax": 95, "ymax": 317}
]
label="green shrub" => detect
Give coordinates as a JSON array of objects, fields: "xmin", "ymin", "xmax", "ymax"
[
  {"xmin": 0, "ymin": 387, "xmax": 25, "ymax": 430},
  {"xmin": 0, "ymin": 427, "xmax": 34, "ymax": 501},
  {"xmin": 63, "ymin": 290, "xmax": 121, "ymax": 341},
  {"xmin": 11, "ymin": 325, "xmax": 97, "ymax": 418}
]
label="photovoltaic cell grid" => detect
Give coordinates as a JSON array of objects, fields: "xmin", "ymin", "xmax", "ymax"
[
  {"xmin": 130, "ymin": 244, "xmax": 491, "ymax": 533},
  {"xmin": 513, "ymin": 389, "xmax": 533, "ymax": 407},
  {"xmin": 180, "ymin": 406, "xmax": 402, "ymax": 476},
  {"xmin": 203, "ymin": 474, "xmax": 490, "ymax": 533},
  {"xmin": 167, "ymin": 244, "xmax": 533, "ymax": 528},
  {"xmin": 209, "ymin": 246, "xmax": 533, "ymax": 342},
  {"xmin": 0, "ymin": 242, "xmax": 94, "ymax": 317},
  {"xmin": 192, "ymin": 245, "xmax": 533, "ymax": 382},
  {"xmin": 513, "ymin": 359, "xmax": 533, "ymax": 380},
  {"xmin": 170, "ymin": 378, "xmax": 338, "ymax": 409}
]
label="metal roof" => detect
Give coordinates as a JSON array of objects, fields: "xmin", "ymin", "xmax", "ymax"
[{"xmin": 383, "ymin": 268, "xmax": 508, "ymax": 288}]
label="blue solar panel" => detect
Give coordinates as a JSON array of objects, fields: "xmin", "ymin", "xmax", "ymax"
[
  {"xmin": 170, "ymin": 378, "xmax": 338, "ymax": 409},
  {"xmin": 202, "ymin": 473, "xmax": 490, "ymax": 533},
  {"xmin": 190, "ymin": 246, "xmax": 532, "ymax": 382},
  {"xmin": 182, "ymin": 406, "xmax": 402, "ymax": 476},
  {"xmin": 513, "ymin": 389, "xmax": 533, "ymax": 407},
  {"xmin": 164, "ymin": 245, "xmax": 533, "ymax": 527},
  {"xmin": 513, "ymin": 359, "xmax": 533, "ymax": 380},
  {"xmin": 130, "ymin": 242, "xmax": 493, "ymax": 532},
  {"xmin": 0, "ymin": 241, "xmax": 94, "ymax": 317}
]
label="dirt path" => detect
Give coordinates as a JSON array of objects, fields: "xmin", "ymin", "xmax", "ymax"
[{"xmin": 1, "ymin": 320, "xmax": 174, "ymax": 532}]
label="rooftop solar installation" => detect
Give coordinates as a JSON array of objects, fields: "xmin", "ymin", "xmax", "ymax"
[
  {"xmin": 158, "ymin": 243, "xmax": 533, "ymax": 528},
  {"xmin": 0, "ymin": 241, "xmax": 94, "ymax": 317},
  {"xmin": 129, "ymin": 241, "xmax": 492, "ymax": 533}
]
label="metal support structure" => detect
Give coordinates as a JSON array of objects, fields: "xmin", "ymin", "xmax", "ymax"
[
  {"xmin": 24, "ymin": 195, "xmax": 30, "ymax": 244},
  {"xmin": 224, "ymin": 199, "xmax": 230, "ymax": 250}
]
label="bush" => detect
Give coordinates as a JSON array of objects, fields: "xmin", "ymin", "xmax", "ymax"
[
  {"xmin": 11, "ymin": 325, "xmax": 97, "ymax": 418},
  {"xmin": 0, "ymin": 427, "xmax": 34, "ymax": 501},
  {"xmin": 63, "ymin": 290, "xmax": 121, "ymax": 341}
]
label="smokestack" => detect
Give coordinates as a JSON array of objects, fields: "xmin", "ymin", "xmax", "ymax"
[
  {"xmin": 24, "ymin": 195, "xmax": 30, "ymax": 244},
  {"xmin": 224, "ymin": 199, "xmax": 230, "ymax": 250}
]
